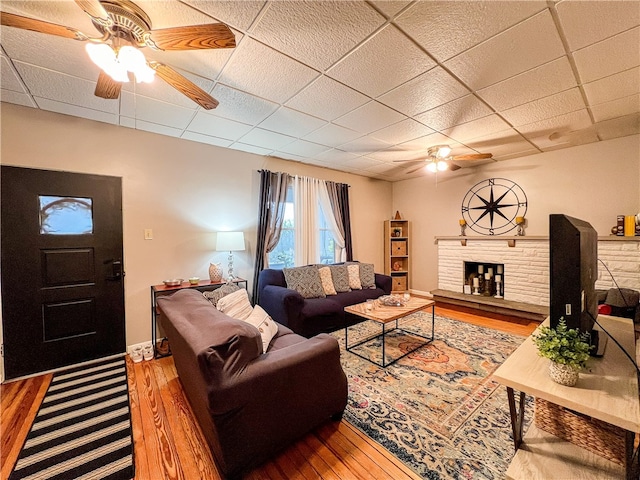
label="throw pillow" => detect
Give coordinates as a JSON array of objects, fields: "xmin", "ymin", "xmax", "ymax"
[
  {"xmin": 283, "ymin": 265, "xmax": 326, "ymax": 299},
  {"xmin": 317, "ymin": 266, "xmax": 337, "ymax": 296},
  {"xmin": 359, "ymin": 263, "xmax": 376, "ymax": 289},
  {"xmin": 329, "ymin": 265, "xmax": 351, "ymax": 292},
  {"xmin": 347, "ymin": 264, "xmax": 362, "ymax": 290},
  {"xmin": 202, "ymin": 283, "xmax": 241, "ymax": 307},
  {"xmin": 244, "ymin": 305, "xmax": 278, "ymax": 353},
  {"xmin": 216, "ymin": 288, "xmax": 253, "ymax": 321}
]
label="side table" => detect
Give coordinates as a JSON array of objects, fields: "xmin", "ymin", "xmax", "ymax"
[{"xmin": 150, "ymin": 278, "xmax": 248, "ymax": 358}]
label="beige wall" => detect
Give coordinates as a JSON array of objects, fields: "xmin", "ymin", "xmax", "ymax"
[
  {"xmin": 393, "ymin": 134, "xmax": 640, "ymax": 294},
  {"xmin": 0, "ymin": 103, "xmax": 392, "ymax": 350}
]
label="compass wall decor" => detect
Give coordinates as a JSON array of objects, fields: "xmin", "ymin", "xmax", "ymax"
[{"xmin": 461, "ymin": 178, "xmax": 528, "ymax": 235}]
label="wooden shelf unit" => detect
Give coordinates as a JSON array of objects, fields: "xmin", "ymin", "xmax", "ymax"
[{"xmin": 384, "ymin": 219, "xmax": 410, "ymax": 292}]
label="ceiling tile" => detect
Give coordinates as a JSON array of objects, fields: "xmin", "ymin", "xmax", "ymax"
[
  {"xmin": 119, "ymin": 117, "xmax": 183, "ymax": 137},
  {"xmin": 476, "ymin": 57, "xmax": 577, "ymax": 111},
  {"xmin": 230, "ymin": 143, "xmax": 274, "ymax": 156},
  {"xmin": 465, "ymin": 129, "xmax": 538, "ymax": 158},
  {"xmin": 119, "ymin": 92, "xmax": 196, "ymax": 129},
  {"xmin": 1, "ymin": 89, "xmax": 36, "ymax": 107},
  {"xmin": 594, "ymin": 113, "xmax": 640, "ymax": 140},
  {"xmin": 555, "ymin": 0, "xmax": 640, "ymax": 51},
  {"xmin": 14, "ymin": 62, "xmax": 119, "ymax": 114},
  {"xmin": 182, "ymin": 1, "xmax": 266, "ymax": 31},
  {"xmin": 181, "ymin": 131, "xmax": 234, "ymax": 148},
  {"xmin": 220, "ymin": 38, "xmax": 319, "ymax": 103},
  {"xmin": 442, "ymin": 114, "xmax": 513, "ymax": 144},
  {"xmin": 303, "ymin": 123, "xmax": 362, "ymax": 147},
  {"xmin": 285, "ymin": 75, "xmax": 369, "ymax": 121},
  {"xmin": 146, "ymin": 48, "xmax": 233, "ymax": 83},
  {"xmin": 444, "ymin": 9, "xmax": 565, "ymax": 90},
  {"xmin": 378, "ymin": 67, "xmax": 469, "ymax": 116},
  {"xmin": 396, "ymin": 132, "xmax": 459, "ymax": 151},
  {"xmin": 0, "ymin": 55, "xmax": 27, "ymax": 93},
  {"xmin": 35, "ymin": 97, "xmax": 117, "ymax": 124},
  {"xmin": 238, "ymin": 127, "xmax": 296, "ymax": 150},
  {"xmin": 370, "ymin": 118, "xmax": 435, "ymax": 144},
  {"xmin": 121, "ymin": 70, "xmax": 211, "ymax": 110},
  {"xmin": 396, "ymin": 1, "xmax": 547, "ymax": 62},
  {"xmin": 208, "ymin": 84, "xmax": 278, "ymax": 124},
  {"xmin": 326, "ymin": 24, "xmax": 436, "ymax": 98},
  {"xmin": 333, "ymin": 101, "xmax": 405, "ymax": 134},
  {"xmin": 369, "ymin": 1, "xmax": 412, "ymax": 18},
  {"xmin": 315, "ymin": 148, "xmax": 361, "ymax": 164},
  {"xmin": 415, "ymin": 95, "xmax": 493, "ymax": 131},
  {"xmin": 277, "ymin": 139, "xmax": 330, "ymax": 157},
  {"xmin": 338, "ymin": 135, "xmax": 392, "ymax": 154},
  {"xmin": 583, "ymin": 67, "xmax": 640, "ymax": 106},
  {"xmin": 573, "ymin": 27, "xmax": 640, "ymax": 84},
  {"xmin": 500, "ymin": 88, "xmax": 585, "ymax": 127},
  {"xmin": 591, "ymin": 94, "xmax": 640, "ymax": 123},
  {"xmin": 0, "ymin": 1, "xmax": 96, "ymax": 34},
  {"xmin": 518, "ymin": 109, "xmax": 593, "ymax": 150},
  {"xmin": 258, "ymin": 106, "xmax": 326, "ymax": 138},
  {"xmin": 249, "ymin": 0, "xmax": 385, "ymax": 71},
  {"xmin": 367, "ymin": 148, "xmax": 424, "ymax": 163},
  {"xmin": 186, "ymin": 111, "xmax": 253, "ymax": 141}
]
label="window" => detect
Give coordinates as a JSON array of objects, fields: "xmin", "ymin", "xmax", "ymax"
[
  {"xmin": 268, "ymin": 185, "xmax": 338, "ymax": 268},
  {"xmin": 39, "ymin": 196, "xmax": 93, "ymax": 235}
]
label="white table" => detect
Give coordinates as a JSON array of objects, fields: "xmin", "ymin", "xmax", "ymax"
[{"xmin": 493, "ymin": 315, "xmax": 640, "ymax": 479}]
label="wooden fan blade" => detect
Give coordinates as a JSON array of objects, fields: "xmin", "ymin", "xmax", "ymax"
[
  {"xmin": 449, "ymin": 163, "xmax": 462, "ymax": 171},
  {"xmin": 452, "ymin": 153, "xmax": 493, "ymax": 161},
  {"xmin": 74, "ymin": 0, "xmax": 111, "ymax": 26},
  {"xmin": 1, "ymin": 12, "xmax": 84, "ymax": 39},
  {"xmin": 94, "ymin": 71, "xmax": 122, "ymax": 99},
  {"xmin": 393, "ymin": 159, "xmax": 422, "ymax": 164},
  {"xmin": 150, "ymin": 62, "xmax": 219, "ymax": 109},
  {"xmin": 146, "ymin": 24, "xmax": 236, "ymax": 51}
]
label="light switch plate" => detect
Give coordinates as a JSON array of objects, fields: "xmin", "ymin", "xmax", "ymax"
[{"xmin": 144, "ymin": 229, "xmax": 153, "ymax": 240}]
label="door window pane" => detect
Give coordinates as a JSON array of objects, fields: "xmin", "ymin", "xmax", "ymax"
[{"xmin": 39, "ymin": 196, "xmax": 93, "ymax": 235}]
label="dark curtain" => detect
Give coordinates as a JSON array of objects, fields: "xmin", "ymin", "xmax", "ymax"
[
  {"xmin": 335, "ymin": 182, "xmax": 353, "ymax": 261},
  {"xmin": 251, "ymin": 170, "xmax": 290, "ymax": 303}
]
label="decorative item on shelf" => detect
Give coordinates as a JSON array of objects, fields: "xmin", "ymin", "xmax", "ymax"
[
  {"xmin": 482, "ymin": 273, "xmax": 493, "ymax": 296},
  {"xmin": 494, "ymin": 274, "xmax": 503, "ymax": 298},
  {"xmin": 459, "ymin": 218, "xmax": 467, "ymax": 236},
  {"xmin": 208, "ymin": 262, "xmax": 223, "ymax": 282},
  {"xmin": 472, "ymin": 276, "xmax": 481, "ymax": 295},
  {"xmin": 532, "ymin": 318, "xmax": 592, "ymax": 386},
  {"xmin": 516, "ymin": 216, "xmax": 526, "ymax": 236},
  {"xmin": 188, "ymin": 277, "xmax": 199, "ymax": 285},
  {"xmin": 216, "ymin": 231, "xmax": 245, "ymax": 281},
  {"xmin": 391, "ymin": 227, "xmax": 403, "ymax": 237},
  {"xmin": 392, "ymin": 260, "xmax": 402, "ymax": 271},
  {"xmin": 378, "ymin": 294, "xmax": 406, "ymax": 307},
  {"xmin": 163, "ymin": 278, "xmax": 183, "ymax": 287},
  {"xmin": 624, "ymin": 215, "xmax": 636, "ymax": 236},
  {"xmin": 394, "ymin": 210, "xmax": 402, "ymax": 220}
]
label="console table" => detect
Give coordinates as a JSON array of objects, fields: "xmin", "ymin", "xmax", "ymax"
[
  {"xmin": 151, "ymin": 278, "xmax": 247, "ymax": 358},
  {"xmin": 494, "ymin": 315, "xmax": 640, "ymax": 479}
]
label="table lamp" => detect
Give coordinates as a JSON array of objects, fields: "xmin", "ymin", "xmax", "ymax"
[{"xmin": 216, "ymin": 231, "xmax": 245, "ymax": 280}]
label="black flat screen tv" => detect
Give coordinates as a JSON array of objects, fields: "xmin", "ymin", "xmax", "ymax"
[{"xmin": 549, "ymin": 214, "xmax": 605, "ymax": 355}]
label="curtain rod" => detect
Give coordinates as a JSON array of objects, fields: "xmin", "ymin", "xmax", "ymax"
[{"xmin": 258, "ymin": 169, "xmax": 350, "ymax": 188}]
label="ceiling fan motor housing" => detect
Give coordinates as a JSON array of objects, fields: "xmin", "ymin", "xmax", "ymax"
[{"xmin": 93, "ymin": 0, "xmax": 151, "ymax": 45}]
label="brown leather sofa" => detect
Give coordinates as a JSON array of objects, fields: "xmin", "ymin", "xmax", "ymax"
[{"xmin": 156, "ymin": 289, "xmax": 348, "ymax": 479}]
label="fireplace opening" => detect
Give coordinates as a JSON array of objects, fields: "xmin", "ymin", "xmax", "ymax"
[{"xmin": 464, "ymin": 262, "xmax": 504, "ymax": 298}]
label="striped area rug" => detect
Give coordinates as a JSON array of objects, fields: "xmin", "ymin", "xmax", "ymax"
[{"xmin": 9, "ymin": 357, "xmax": 134, "ymax": 480}]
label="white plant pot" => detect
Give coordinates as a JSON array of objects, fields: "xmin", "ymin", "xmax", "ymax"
[{"xmin": 549, "ymin": 361, "xmax": 579, "ymax": 386}]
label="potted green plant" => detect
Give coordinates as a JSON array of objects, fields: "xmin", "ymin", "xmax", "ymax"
[{"xmin": 532, "ymin": 318, "xmax": 593, "ymax": 386}]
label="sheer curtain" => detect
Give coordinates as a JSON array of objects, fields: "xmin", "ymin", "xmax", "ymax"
[
  {"xmin": 252, "ymin": 170, "xmax": 290, "ymax": 302},
  {"xmin": 293, "ymin": 175, "xmax": 321, "ymax": 266},
  {"xmin": 327, "ymin": 181, "xmax": 353, "ymax": 261},
  {"xmin": 319, "ymin": 182, "xmax": 346, "ymax": 262}
]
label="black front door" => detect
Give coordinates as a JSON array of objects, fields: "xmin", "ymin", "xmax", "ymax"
[{"xmin": 1, "ymin": 166, "xmax": 125, "ymax": 380}]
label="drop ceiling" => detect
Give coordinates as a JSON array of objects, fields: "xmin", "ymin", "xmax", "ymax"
[{"xmin": 1, "ymin": 0, "xmax": 639, "ymax": 181}]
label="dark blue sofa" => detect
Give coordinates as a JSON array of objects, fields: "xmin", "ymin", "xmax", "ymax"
[{"xmin": 257, "ymin": 266, "xmax": 392, "ymax": 338}]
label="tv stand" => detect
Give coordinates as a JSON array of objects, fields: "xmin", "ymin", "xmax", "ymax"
[{"xmin": 494, "ymin": 315, "xmax": 639, "ymax": 480}]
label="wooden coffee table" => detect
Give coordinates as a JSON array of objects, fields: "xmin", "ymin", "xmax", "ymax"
[{"xmin": 344, "ymin": 297, "xmax": 435, "ymax": 367}]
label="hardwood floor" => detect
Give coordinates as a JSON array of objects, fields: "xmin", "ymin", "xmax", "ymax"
[{"xmin": 1, "ymin": 305, "xmax": 538, "ymax": 480}]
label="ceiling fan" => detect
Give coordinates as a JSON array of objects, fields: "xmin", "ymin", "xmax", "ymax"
[
  {"xmin": 0, "ymin": 0, "xmax": 236, "ymax": 109},
  {"xmin": 394, "ymin": 145, "xmax": 493, "ymax": 174}
]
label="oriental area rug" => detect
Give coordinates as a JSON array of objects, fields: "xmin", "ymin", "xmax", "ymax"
[
  {"xmin": 332, "ymin": 313, "xmax": 533, "ymax": 480},
  {"xmin": 9, "ymin": 356, "xmax": 134, "ymax": 480}
]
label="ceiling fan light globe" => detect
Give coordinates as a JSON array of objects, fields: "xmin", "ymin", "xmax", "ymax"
[
  {"xmin": 437, "ymin": 160, "xmax": 448, "ymax": 171},
  {"xmin": 426, "ymin": 161, "xmax": 438, "ymax": 173},
  {"xmin": 134, "ymin": 64, "xmax": 156, "ymax": 83},
  {"xmin": 86, "ymin": 43, "xmax": 116, "ymax": 71},
  {"xmin": 437, "ymin": 146, "xmax": 451, "ymax": 158},
  {"xmin": 117, "ymin": 46, "xmax": 144, "ymax": 71}
]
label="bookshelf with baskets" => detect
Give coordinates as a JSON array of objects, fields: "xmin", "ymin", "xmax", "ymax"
[{"xmin": 384, "ymin": 219, "xmax": 409, "ymax": 292}]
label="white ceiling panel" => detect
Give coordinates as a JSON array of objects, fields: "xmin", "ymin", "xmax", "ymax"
[
  {"xmin": 285, "ymin": 76, "xmax": 369, "ymax": 121},
  {"xmin": 415, "ymin": 95, "xmax": 493, "ymax": 131},
  {"xmin": 583, "ymin": 67, "xmax": 640, "ymax": 106},
  {"xmin": 556, "ymin": 0, "xmax": 640, "ymax": 51},
  {"xmin": 396, "ymin": 1, "xmax": 547, "ymax": 62},
  {"xmin": 326, "ymin": 24, "xmax": 436, "ymax": 98},
  {"xmin": 379, "ymin": 66, "xmax": 469, "ymax": 116},
  {"xmin": 249, "ymin": 0, "xmax": 385, "ymax": 71},
  {"xmin": 476, "ymin": 57, "xmax": 577, "ymax": 111},
  {"xmin": 220, "ymin": 38, "xmax": 319, "ymax": 104},
  {"xmin": 334, "ymin": 101, "xmax": 405, "ymax": 134},
  {"xmin": 1, "ymin": 0, "xmax": 638, "ymax": 181},
  {"xmin": 573, "ymin": 27, "xmax": 640, "ymax": 84},
  {"xmin": 444, "ymin": 9, "xmax": 565, "ymax": 90}
]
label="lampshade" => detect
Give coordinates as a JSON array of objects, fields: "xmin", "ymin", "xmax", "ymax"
[{"xmin": 216, "ymin": 231, "xmax": 245, "ymax": 251}]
